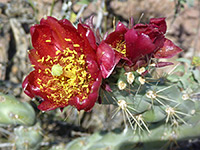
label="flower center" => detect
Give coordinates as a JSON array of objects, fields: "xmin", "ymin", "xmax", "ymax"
[
  {"xmin": 113, "ymin": 41, "xmax": 126, "ymax": 56},
  {"xmin": 36, "ymin": 46, "xmax": 93, "ymax": 105},
  {"xmin": 51, "ymin": 64, "xmax": 63, "ymax": 76}
]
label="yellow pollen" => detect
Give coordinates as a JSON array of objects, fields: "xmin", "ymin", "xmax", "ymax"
[
  {"xmin": 73, "ymin": 44, "xmax": 80, "ymax": 47},
  {"xmin": 37, "ymin": 57, "xmax": 45, "ymax": 62},
  {"xmin": 51, "ymin": 64, "xmax": 63, "ymax": 76},
  {"xmin": 45, "ymin": 55, "xmax": 51, "ymax": 61},
  {"xmin": 113, "ymin": 41, "xmax": 126, "ymax": 56},
  {"xmin": 63, "ymin": 71, "xmax": 75, "ymax": 78},
  {"xmin": 45, "ymin": 40, "xmax": 51, "ymax": 42},
  {"xmin": 56, "ymin": 50, "xmax": 62, "ymax": 55},
  {"xmin": 65, "ymin": 38, "xmax": 72, "ymax": 42}
]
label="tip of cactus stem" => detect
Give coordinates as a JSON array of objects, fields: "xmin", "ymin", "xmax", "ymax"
[
  {"xmin": 117, "ymin": 100, "xmax": 127, "ymax": 110},
  {"xmin": 125, "ymin": 72, "xmax": 135, "ymax": 84},
  {"xmin": 138, "ymin": 77, "xmax": 145, "ymax": 85},
  {"xmin": 135, "ymin": 114, "xmax": 151, "ymax": 133},
  {"xmin": 114, "ymin": 99, "xmax": 150, "ymax": 133},
  {"xmin": 146, "ymin": 90, "xmax": 157, "ymax": 99},
  {"xmin": 165, "ymin": 106, "xmax": 190, "ymax": 126},
  {"xmin": 182, "ymin": 93, "xmax": 190, "ymax": 100},
  {"xmin": 136, "ymin": 67, "xmax": 146, "ymax": 74},
  {"xmin": 118, "ymin": 81, "xmax": 127, "ymax": 90}
]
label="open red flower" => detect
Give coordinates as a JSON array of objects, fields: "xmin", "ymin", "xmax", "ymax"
[
  {"xmin": 97, "ymin": 18, "xmax": 182, "ymax": 78},
  {"xmin": 22, "ymin": 16, "xmax": 102, "ymax": 111}
]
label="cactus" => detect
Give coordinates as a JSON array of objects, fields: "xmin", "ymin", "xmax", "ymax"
[
  {"xmin": 0, "ymin": 92, "xmax": 36, "ymax": 126},
  {"xmin": 12, "ymin": 122, "xmax": 43, "ymax": 150},
  {"xmin": 64, "ymin": 117, "xmax": 200, "ymax": 150},
  {"xmin": 60, "ymin": 58, "xmax": 200, "ymax": 150},
  {"xmin": 100, "ymin": 58, "xmax": 200, "ymax": 132}
]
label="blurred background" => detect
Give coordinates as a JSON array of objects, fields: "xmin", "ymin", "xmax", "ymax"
[{"xmin": 0, "ymin": 0, "xmax": 200, "ymax": 149}]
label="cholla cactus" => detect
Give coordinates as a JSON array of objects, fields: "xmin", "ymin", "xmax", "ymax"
[
  {"xmin": 13, "ymin": 123, "xmax": 43, "ymax": 150},
  {"xmin": 0, "ymin": 92, "xmax": 36, "ymax": 126}
]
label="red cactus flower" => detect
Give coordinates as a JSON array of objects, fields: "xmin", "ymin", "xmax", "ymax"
[
  {"xmin": 97, "ymin": 18, "xmax": 182, "ymax": 78},
  {"xmin": 22, "ymin": 16, "xmax": 102, "ymax": 111}
]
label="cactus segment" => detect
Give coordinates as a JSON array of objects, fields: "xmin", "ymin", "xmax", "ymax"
[
  {"xmin": 13, "ymin": 123, "xmax": 43, "ymax": 150},
  {"xmin": 0, "ymin": 93, "xmax": 36, "ymax": 126},
  {"xmin": 100, "ymin": 58, "xmax": 200, "ymax": 133},
  {"xmin": 65, "ymin": 114, "xmax": 200, "ymax": 150}
]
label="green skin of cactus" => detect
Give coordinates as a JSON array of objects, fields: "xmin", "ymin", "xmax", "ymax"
[
  {"xmin": 0, "ymin": 93, "xmax": 36, "ymax": 126},
  {"xmin": 96, "ymin": 64, "xmax": 200, "ymax": 144},
  {"xmin": 65, "ymin": 113, "xmax": 200, "ymax": 150},
  {"xmin": 13, "ymin": 123, "xmax": 43, "ymax": 150},
  {"xmin": 100, "ymin": 65, "xmax": 199, "ymax": 123}
]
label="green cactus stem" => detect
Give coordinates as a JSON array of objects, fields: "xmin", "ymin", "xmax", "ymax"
[
  {"xmin": 0, "ymin": 92, "xmax": 36, "ymax": 126},
  {"xmin": 13, "ymin": 123, "xmax": 43, "ymax": 150}
]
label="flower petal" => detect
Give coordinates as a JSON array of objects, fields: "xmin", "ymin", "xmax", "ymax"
[
  {"xmin": 69, "ymin": 72, "xmax": 102, "ymax": 111},
  {"xmin": 150, "ymin": 18, "xmax": 167, "ymax": 34},
  {"xmin": 154, "ymin": 39, "xmax": 183, "ymax": 58},
  {"xmin": 22, "ymin": 70, "xmax": 46, "ymax": 98},
  {"xmin": 78, "ymin": 23, "xmax": 97, "ymax": 51},
  {"xmin": 97, "ymin": 42, "xmax": 121, "ymax": 78},
  {"xmin": 32, "ymin": 25, "xmax": 58, "ymax": 57},
  {"xmin": 125, "ymin": 29, "xmax": 156, "ymax": 62},
  {"xmin": 116, "ymin": 21, "xmax": 128, "ymax": 32},
  {"xmin": 28, "ymin": 49, "xmax": 48, "ymax": 69},
  {"xmin": 38, "ymin": 100, "xmax": 61, "ymax": 111},
  {"xmin": 59, "ymin": 18, "xmax": 74, "ymax": 28},
  {"xmin": 40, "ymin": 16, "xmax": 79, "ymax": 51}
]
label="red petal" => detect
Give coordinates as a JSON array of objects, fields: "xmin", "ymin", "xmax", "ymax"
[
  {"xmin": 86, "ymin": 56, "xmax": 101, "ymax": 78},
  {"xmin": 59, "ymin": 18, "xmax": 74, "ymax": 28},
  {"xmin": 97, "ymin": 42, "xmax": 121, "ymax": 78},
  {"xmin": 22, "ymin": 73, "xmax": 35, "ymax": 98},
  {"xmin": 40, "ymin": 16, "xmax": 76, "ymax": 50},
  {"xmin": 38, "ymin": 100, "xmax": 61, "ymax": 111},
  {"xmin": 68, "ymin": 72, "xmax": 102, "ymax": 111},
  {"xmin": 125, "ymin": 29, "xmax": 156, "ymax": 62},
  {"xmin": 116, "ymin": 22, "xmax": 128, "ymax": 32},
  {"xmin": 150, "ymin": 18, "xmax": 167, "ymax": 34},
  {"xmin": 154, "ymin": 39, "xmax": 183, "ymax": 58},
  {"xmin": 77, "ymin": 23, "xmax": 97, "ymax": 51},
  {"xmin": 105, "ymin": 28, "xmax": 127, "ymax": 47},
  {"xmin": 28, "ymin": 49, "xmax": 47, "ymax": 69},
  {"xmin": 22, "ymin": 70, "xmax": 46, "ymax": 98},
  {"xmin": 32, "ymin": 25, "xmax": 58, "ymax": 57},
  {"xmin": 30, "ymin": 25, "xmax": 39, "ymax": 37},
  {"xmin": 134, "ymin": 24, "xmax": 149, "ymax": 33}
]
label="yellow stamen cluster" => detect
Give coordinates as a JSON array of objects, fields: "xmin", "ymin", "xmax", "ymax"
[
  {"xmin": 113, "ymin": 41, "xmax": 126, "ymax": 56},
  {"xmin": 36, "ymin": 42, "xmax": 93, "ymax": 105}
]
